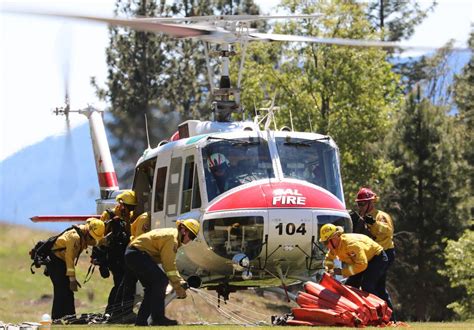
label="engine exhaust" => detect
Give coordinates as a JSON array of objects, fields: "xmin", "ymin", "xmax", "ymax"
[{"xmin": 187, "ymin": 275, "xmax": 202, "ymax": 288}]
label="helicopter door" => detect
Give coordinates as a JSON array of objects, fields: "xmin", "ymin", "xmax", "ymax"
[
  {"xmin": 267, "ymin": 209, "xmax": 313, "ymax": 269},
  {"xmin": 164, "ymin": 156, "xmax": 183, "ymax": 227},
  {"xmin": 180, "ymin": 154, "xmax": 202, "ymax": 214},
  {"xmin": 151, "ymin": 150, "xmax": 171, "ymax": 229},
  {"xmin": 132, "ymin": 157, "xmax": 157, "ymax": 218}
]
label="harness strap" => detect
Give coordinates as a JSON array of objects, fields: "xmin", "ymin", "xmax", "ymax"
[{"xmin": 84, "ymin": 264, "xmax": 95, "ymax": 284}]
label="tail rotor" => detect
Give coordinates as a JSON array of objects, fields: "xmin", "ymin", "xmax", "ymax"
[{"xmin": 55, "ymin": 29, "xmax": 78, "ymax": 195}]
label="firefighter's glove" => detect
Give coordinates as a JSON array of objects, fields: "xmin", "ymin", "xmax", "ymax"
[
  {"xmin": 349, "ymin": 210, "xmax": 361, "ymax": 223},
  {"xmin": 363, "ymin": 215, "xmax": 375, "ymax": 225},
  {"xmin": 69, "ymin": 277, "xmax": 81, "ymax": 292},
  {"xmin": 172, "ymin": 281, "xmax": 187, "ymax": 299}
]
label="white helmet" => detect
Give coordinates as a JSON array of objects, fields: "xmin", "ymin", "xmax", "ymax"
[{"xmin": 207, "ymin": 153, "xmax": 229, "ymax": 171}]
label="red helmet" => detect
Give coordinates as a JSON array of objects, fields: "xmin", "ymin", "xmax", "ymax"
[{"xmin": 355, "ymin": 187, "xmax": 377, "ymax": 202}]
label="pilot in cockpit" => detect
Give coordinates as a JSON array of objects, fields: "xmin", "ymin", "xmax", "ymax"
[
  {"xmin": 305, "ymin": 160, "xmax": 325, "ymax": 187},
  {"xmin": 207, "ymin": 153, "xmax": 240, "ymax": 195}
]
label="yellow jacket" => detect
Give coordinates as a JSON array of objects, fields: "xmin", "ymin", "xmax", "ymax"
[
  {"xmin": 52, "ymin": 225, "xmax": 88, "ymax": 277},
  {"xmin": 131, "ymin": 212, "xmax": 151, "ymax": 241},
  {"xmin": 129, "ymin": 228, "xmax": 183, "ymax": 285},
  {"xmin": 367, "ymin": 209, "xmax": 394, "ymax": 250},
  {"xmin": 324, "ymin": 233, "xmax": 383, "ymax": 277}
]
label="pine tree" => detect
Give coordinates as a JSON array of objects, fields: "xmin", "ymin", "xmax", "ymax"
[
  {"xmin": 387, "ymin": 87, "xmax": 470, "ymax": 320},
  {"xmin": 453, "ymin": 33, "xmax": 474, "ymax": 213},
  {"xmin": 93, "ymin": 0, "xmax": 180, "ymax": 181},
  {"xmin": 239, "ymin": 0, "xmax": 402, "ymax": 202},
  {"xmin": 366, "ymin": 0, "xmax": 436, "ymax": 41},
  {"xmin": 93, "ymin": 0, "xmax": 261, "ymax": 183}
]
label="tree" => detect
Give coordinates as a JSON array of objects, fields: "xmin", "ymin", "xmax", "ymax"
[
  {"xmin": 366, "ymin": 0, "xmax": 436, "ymax": 42},
  {"xmin": 453, "ymin": 32, "xmax": 474, "ymax": 216},
  {"xmin": 437, "ymin": 32, "xmax": 474, "ymax": 321},
  {"xmin": 94, "ymin": 0, "xmax": 261, "ymax": 182},
  {"xmin": 238, "ymin": 0, "xmax": 402, "ymax": 202},
  {"xmin": 439, "ymin": 228, "xmax": 474, "ymax": 320},
  {"xmin": 386, "ymin": 85, "xmax": 470, "ymax": 320},
  {"xmin": 93, "ymin": 0, "xmax": 180, "ymax": 181}
]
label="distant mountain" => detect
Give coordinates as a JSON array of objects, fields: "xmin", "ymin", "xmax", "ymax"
[{"xmin": 0, "ymin": 124, "xmax": 100, "ymax": 231}]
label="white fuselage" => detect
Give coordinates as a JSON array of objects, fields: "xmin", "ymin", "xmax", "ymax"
[{"xmin": 131, "ymin": 120, "xmax": 350, "ymax": 288}]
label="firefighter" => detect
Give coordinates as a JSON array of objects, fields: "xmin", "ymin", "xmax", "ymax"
[
  {"xmin": 320, "ymin": 224, "xmax": 389, "ymax": 299},
  {"xmin": 130, "ymin": 211, "xmax": 151, "ymax": 241},
  {"xmin": 124, "ymin": 219, "xmax": 200, "ymax": 326},
  {"xmin": 355, "ymin": 187, "xmax": 395, "ymax": 313},
  {"xmin": 101, "ymin": 190, "xmax": 136, "ymax": 232},
  {"xmin": 47, "ymin": 219, "xmax": 105, "ymax": 320},
  {"xmin": 114, "ymin": 211, "xmax": 151, "ymax": 323},
  {"xmin": 96, "ymin": 190, "xmax": 136, "ymax": 319}
]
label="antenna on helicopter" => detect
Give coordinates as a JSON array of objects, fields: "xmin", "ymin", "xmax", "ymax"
[
  {"xmin": 289, "ymin": 108, "xmax": 294, "ymax": 132},
  {"xmin": 144, "ymin": 113, "xmax": 151, "ymax": 150},
  {"xmin": 255, "ymin": 92, "xmax": 280, "ymax": 130}
]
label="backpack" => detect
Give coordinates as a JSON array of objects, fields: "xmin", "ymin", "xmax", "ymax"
[{"xmin": 29, "ymin": 225, "xmax": 84, "ymax": 275}]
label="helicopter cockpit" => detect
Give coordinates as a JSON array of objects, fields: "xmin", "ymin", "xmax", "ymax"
[
  {"xmin": 200, "ymin": 133, "xmax": 344, "ymax": 203},
  {"xmin": 202, "ymin": 136, "xmax": 275, "ymax": 201},
  {"xmin": 275, "ymin": 136, "xmax": 343, "ymax": 202}
]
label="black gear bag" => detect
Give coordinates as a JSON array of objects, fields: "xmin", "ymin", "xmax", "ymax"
[{"xmin": 29, "ymin": 225, "xmax": 83, "ymax": 275}]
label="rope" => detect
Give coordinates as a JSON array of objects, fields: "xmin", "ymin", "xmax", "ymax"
[
  {"xmin": 190, "ymin": 289, "xmax": 250, "ymax": 325},
  {"xmin": 191, "ymin": 288, "xmax": 270, "ymax": 319},
  {"xmin": 52, "ymin": 285, "xmax": 274, "ymax": 326},
  {"xmin": 190, "ymin": 288, "xmax": 271, "ymax": 326}
]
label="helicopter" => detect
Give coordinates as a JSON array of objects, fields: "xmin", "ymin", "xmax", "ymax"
[{"xmin": 13, "ymin": 8, "xmax": 447, "ymax": 301}]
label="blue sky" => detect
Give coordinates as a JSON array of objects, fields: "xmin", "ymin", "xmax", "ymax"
[{"xmin": 0, "ymin": 0, "xmax": 472, "ymax": 161}]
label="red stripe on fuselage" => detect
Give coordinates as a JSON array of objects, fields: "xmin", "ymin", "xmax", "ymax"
[
  {"xmin": 207, "ymin": 182, "xmax": 345, "ymax": 212},
  {"xmin": 30, "ymin": 215, "xmax": 101, "ymax": 222},
  {"xmin": 98, "ymin": 172, "xmax": 118, "ymax": 189}
]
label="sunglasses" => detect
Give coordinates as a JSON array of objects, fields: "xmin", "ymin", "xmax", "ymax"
[
  {"xmin": 321, "ymin": 238, "xmax": 332, "ymax": 246},
  {"xmin": 357, "ymin": 201, "xmax": 368, "ymax": 207}
]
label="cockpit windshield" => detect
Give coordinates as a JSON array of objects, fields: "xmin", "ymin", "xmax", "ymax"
[
  {"xmin": 202, "ymin": 136, "xmax": 274, "ymax": 201},
  {"xmin": 275, "ymin": 137, "xmax": 344, "ymax": 202}
]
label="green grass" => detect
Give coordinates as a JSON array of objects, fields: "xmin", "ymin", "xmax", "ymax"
[{"xmin": 1, "ymin": 223, "xmax": 473, "ymax": 329}]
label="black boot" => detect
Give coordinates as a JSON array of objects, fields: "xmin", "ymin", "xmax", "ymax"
[
  {"xmin": 120, "ymin": 312, "xmax": 137, "ymax": 324},
  {"xmin": 152, "ymin": 317, "xmax": 178, "ymax": 326}
]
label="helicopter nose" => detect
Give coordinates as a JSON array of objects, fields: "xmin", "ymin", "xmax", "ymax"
[
  {"xmin": 201, "ymin": 180, "xmax": 348, "ymax": 275},
  {"xmin": 207, "ymin": 180, "xmax": 345, "ymax": 213}
]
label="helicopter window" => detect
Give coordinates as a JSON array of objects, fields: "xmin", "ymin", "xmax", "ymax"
[
  {"xmin": 275, "ymin": 137, "xmax": 343, "ymax": 202},
  {"xmin": 166, "ymin": 157, "xmax": 182, "ymax": 216},
  {"xmin": 154, "ymin": 166, "xmax": 167, "ymax": 212},
  {"xmin": 203, "ymin": 216, "xmax": 264, "ymax": 260},
  {"xmin": 192, "ymin": 164, "xmax": 202, "ymax": 209},
  {"xmin": 202, "ymin": 137, "xmax": 274, "ymax": 201},
  {"xmin": 132, "ymin": 157, "xmax": 157, "ymax": 216},
  {"xmin": 181, "ymin": 156, "xmax": 194, "ymax": 213}
]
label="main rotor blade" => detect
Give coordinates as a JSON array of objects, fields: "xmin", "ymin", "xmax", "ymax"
[
  {"xmin": 249, "ymin": 33, "xmax": 469, "ymax": 51},
  {"xmin": 4, "ymin": 9, "xmax": 467, "ymax": 50},
  {"xmin": 137, "ymin": 14, "xmax": 322, "ymax": 23},
  {"xmin": 4, "ymin": 10, "xmax": 213, "ymax": 38}
]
